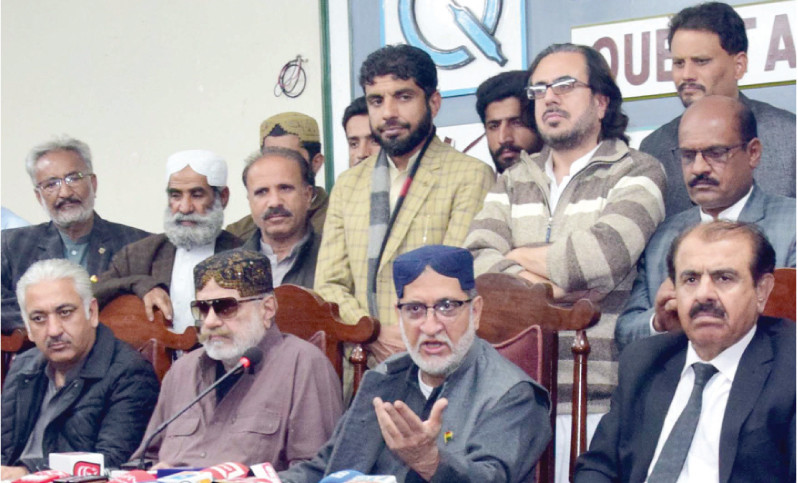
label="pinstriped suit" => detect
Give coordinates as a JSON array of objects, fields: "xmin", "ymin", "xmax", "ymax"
[
  {"xmin": 314, "ymin": 135, "xmax": 494, "ymax": 333},
  {"xmin": 616, "ymin": 184, "xmax": 796, "ymax": 351}
]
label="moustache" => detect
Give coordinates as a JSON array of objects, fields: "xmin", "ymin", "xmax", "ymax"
[
  {"xmin": 543, "ymin": 108, "xmax": 569, "ymax": 119},
  {"xmin": 198, "ymin": 328, "xmax": 233, "ymax": 344},
  {"xmin": 55, "ymin": 197, "xmax": 82, "ymax": 210},
  {"xmin": 416, "ymin": 333, "xmax": 452, "ymax": 350},
  {"xmin": 46, "ymin": 334, "xmax": 70, "ymax": 348},
  {"xmin": 261, "ymin": 206, "xmax": 293, "ymax": 220},
  {"xmin": 173, "ymin": 212, "xmax": 210, "ymax": 224},
  {"xmin": 678, "ymin": 82, "xmax": 706, "ymax": 94},
  {"xmin": 689, "ymin": 300, "xmax": 726, "ymax": 319},
  {"xmin": 496, "ymin": 144, "xmax": 522, "ymax": 156},
  {"xmin": 378, "ymin": 120, "xmax": 411, "ymax": 133},
  {"xmin": 688, "ymin": 173, "xmax": 720, "ymax": 188}
]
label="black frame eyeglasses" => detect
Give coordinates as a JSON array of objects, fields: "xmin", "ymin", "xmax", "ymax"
[
  {"xmin": 190, "ymin": 296, "xmax": 265, "ymax": 323},
  {"xmin": 672, "ymin": 142, "xmax": 749, "ymax": 167},
  {"xmin": 396, "ymin": 299, "xmax": 473, "ymax": 322}
]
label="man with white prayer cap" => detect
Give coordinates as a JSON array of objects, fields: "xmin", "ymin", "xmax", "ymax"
[{"xmin": 93, "ymin": 149, "xmax": 242, "ymax": 333}]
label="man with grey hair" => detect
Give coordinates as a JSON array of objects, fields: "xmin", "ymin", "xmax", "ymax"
[
  {"xmin": 239, "ymin": 147, "xmax": 319, "ymax": 288},
  {"xmin": 94, "ymin": 150, "xmax": 242, "ymax": 333},
  {"xmin": 280, "ymin": 245, "xmax": 550, "ymax": 482},
  {"xmin": 2, "ymin": 136, "xmax": 149, "ymax": 333},
  {"xmin": 133, "ymin": 249, "xmax": 342, "ymax": 469},
  {"xmin": 1, "ymin": 259, "xmax": 159, "ymax": 480}
]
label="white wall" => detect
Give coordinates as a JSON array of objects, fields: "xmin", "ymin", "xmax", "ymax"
[{"xmin": 2, "ymin": 0, "xmax": 324, "ymax": 233}]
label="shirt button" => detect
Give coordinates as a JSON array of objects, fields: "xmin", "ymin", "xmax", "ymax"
[
  {"xmin": 71, "ymin": 250, "xmax": 77, "ymax": 255},
  {"xmin": 201, "ymin": 452, "xmax": 207, "ymax": 458}
]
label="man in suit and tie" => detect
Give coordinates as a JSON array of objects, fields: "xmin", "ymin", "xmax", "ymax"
[
  {"xmin": 616, "ymin": 95, "xmax": 795, "ymax": 350},
  {"xmin": 575, "ymin": 220, "xmax": 795, "ymax": 482},
  {"xmin": 1, "ymin": 136, "xmax": 149, "ymax": 333},
  {"xmin": 93, "ymin": 150, "xmax": 242, "ymax": 333},
  {"xmin": 314, "ymin": 44, "xmax": 494, "ymax": 365}
]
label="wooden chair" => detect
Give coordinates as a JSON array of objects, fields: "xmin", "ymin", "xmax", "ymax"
[
  {"xmin": 475, "ymin": 273, "xmax": 601, "ymax": 483},
  {"xmin": 274, "ymin": 284, "xmax": 380, "ymax": 394},
  {"xmin": 99, "ymin": 295, "xmax": 198, "ymax": 382},
  {"xmin": 763, "ymin": 268, "xmax": 796, "ymax": 321},
  {"xmin": 1, "ymin": 328, "xmax": 34, "ymax": 387}
]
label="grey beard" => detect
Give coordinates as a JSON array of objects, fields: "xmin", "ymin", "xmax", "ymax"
[
  {"xmin": 163, "ymin": 198, "xmax": 224, "ymax": 250},
  {"xmin": 44, "ymin": 194, "xmax": 96, "ymax": 229}
]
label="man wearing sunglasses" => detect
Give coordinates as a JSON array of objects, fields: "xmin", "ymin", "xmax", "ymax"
[
  {"xmin": 617, "ymin": 95, "xmax": 795, "ymax": 351},
  {"xmin": 279, "ymin": 245, "xmax": 550, "ymax": 483},
  {"xmin": 639, "ymin": 2, "xmax": 796, "ymax": 219},
  {"xmin": 134, "ymin": 249, "xmax": 342, "ymax": 470},
  {"xmin": 93, "ymin": 150, "xmax": 242, "ymax": 334},
  {"xmin": 2, "ymin": 136, "xmax": 150, "ymax": 333},
  {"xmin": 465, "ymin": 43, "xmax": 666, "ymax": 482}
]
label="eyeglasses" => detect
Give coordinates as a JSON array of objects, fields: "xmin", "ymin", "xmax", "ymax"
[
  {"xmin": 525, "ymin": 77, "xmax": 591, "ymax": 100},
  {"xmin": 35, "ymin": 171, "xmax": 93, "ymax": 194},
  {"xmin": 190, "ymin": 296, "xmax": 264, "ymax": 322},
  {"xmin": 396, "ymin": 299, "xmax": 472, "ymax": 322},
  {"xmin": 673, "ymin": 142, "xmax": 749, "ymax": 167}
]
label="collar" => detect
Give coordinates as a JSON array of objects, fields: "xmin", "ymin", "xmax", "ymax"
[
  {"xmin": 544, "ymin": 143, "xmax": 600, "ymax": 183},
  {"xmin": 259, "ymin": 228, "xmax": 312, "ymax": 259},
  {"xmin": 684, "ymin": 324, "xmax": 756, "ymax": 382},
  {"xmin": 699, "ymin": 185, "xmax": 753, "ymax": 222},
  {"xmin": 387, "ymin": 149, "xmax": 421, "ymax": 176}
]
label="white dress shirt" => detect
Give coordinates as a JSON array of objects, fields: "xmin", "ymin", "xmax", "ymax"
[
  {"xmin": 646, "ymin": 325, "xmax": 756, "ymax": 482},
  {"xmin": 170, "ymin": 243, "xmax": 215, "ymax": 333},
  {"xmin": 544, "ymin": 144, "xmax": 599, "ymax": 212}
]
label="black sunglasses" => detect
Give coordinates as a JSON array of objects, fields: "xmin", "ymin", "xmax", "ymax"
[{"xmin": 190, "ymin": 296, "xmax": 264, "ymax": 322}]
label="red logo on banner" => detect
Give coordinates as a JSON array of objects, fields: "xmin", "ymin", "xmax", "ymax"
[{"xmin": 73, "ymin": 462, "xmax": 101, "ymax": 476}]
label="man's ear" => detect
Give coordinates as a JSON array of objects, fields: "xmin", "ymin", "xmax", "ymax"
[
  {"xmin": 261, "ymin": 294, "xmax": 278, "ymax": 328},
  {"xmin": 428, "ymin": 91, "xmax": 442, "ymax": 118},
  {"xmin": 89, "ymin": 298, "xmax": 100, "ymax": 328},
  {"xmin": 733, "ymin": 51, "xmax": 748, "ymax": 81},
  {"xmin": 310, "ymin": 153, "xmax": 324, "ymax": 175},
  {"xmin": 470, "ymin": 295, "xmax": 483, "ymax": 332},
  {"xmin": 219, "ymin": 187, "xmax": 230, "ymax": 208},
  {"xmin": 755, "ymin": 273, "xmax": 775, "ymax": 313}
]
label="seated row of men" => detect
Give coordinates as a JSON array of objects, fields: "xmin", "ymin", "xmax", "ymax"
[
  {"xmin": 1, "ymin": 2, "xmax": 795, "ymax": 481},
  {"xmin": 2, "ymin": 227, "xmax": 794, "ymax": 481}
]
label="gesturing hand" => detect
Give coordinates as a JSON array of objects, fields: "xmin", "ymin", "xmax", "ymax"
[{"xmin": 373, "ymin": 396, "xmax": 448, "ymax": 481}]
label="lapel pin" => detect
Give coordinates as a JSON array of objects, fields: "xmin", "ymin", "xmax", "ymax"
[
  {"xmin": 444, "ymin": 431, "xmax": 453, "ymax": 443},
  {"xmin": 98, "ymin": 247, "xmax": 106, "ymax": 254},
  {"xmin": 90, "ymin": 275, "xmax": 98, "ymax": 283}
]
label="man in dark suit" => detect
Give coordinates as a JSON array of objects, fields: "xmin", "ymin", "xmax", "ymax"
[
  {"xmin": 639, "ymin": 2, "xmax": 795, "ymax": 218},
  {"xmin": 575, "ymin": 221, "xmax": 795, "ymax": 482},
  {"xmin": 93, "ymin": 150, "xmax": 241, "ymax": 334},
  {"xmin": 616, "ymin": 95, "xmax": 796, "ymax": 350},
  {"xmin": 2, "ymin": 136, "xmax": 149, "ymax": 333}
]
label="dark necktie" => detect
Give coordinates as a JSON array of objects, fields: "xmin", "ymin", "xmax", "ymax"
[{"xmin": 648, "ymin": 362, "xmax": 718, "ymax": 483}]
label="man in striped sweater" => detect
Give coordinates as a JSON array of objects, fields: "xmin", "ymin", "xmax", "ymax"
[{"xmin": 464, "ymin": 43, "xmax": 666, "ymax": 483}]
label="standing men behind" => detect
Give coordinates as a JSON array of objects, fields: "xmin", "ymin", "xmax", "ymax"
[
  {"xmin": 640, "ymin": 1, "xmax": 795, "ymax": 218},
  {"xmin": 93, "ymin": 150, "xmax": 242, "ymax": 333},
  {"xmin": 343, "ymin": 96, "xmax": 381, "ymax": 168},
  {"xmin": 280, "ymin": 246, "xmax": 551, "ymax": 483},
  {"xmin": 240, "ymin": 147, "xmax": 319, "ymax": 288},
  {"xmin": 575, "ymin": 221, "xmax": 795, "ymax": 482},
  {"xmin": 465, "ymin": 43, "xmax": 666, "ymax": 480},
  {"xmin": 617, "ymin": 96, "xmax": 795, "ymax": 350},
  {"xmin": 314, "ymin": 44, "xmax": 494, "ymax": 363},
  {"xmin": 226, "ymin": 112, "xmax": 329, "ymax": 239},
  {"xmin": 1, "ymin": 259, "xmax": 159, "ymax": 479},
  {"xmin": 475, "ymin": 70, "xmax": 544, "ymax": 173},
  {"xmin": 134, "ymin": 250, "xmax": 342, "ymax": 469},
  {"xmin": 2, "ymin": 137, "xmax": 150, "ymax": 333}
]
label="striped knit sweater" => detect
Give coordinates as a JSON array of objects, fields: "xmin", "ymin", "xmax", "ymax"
[{"xmin": 465, "ymin": 138, "xmax": 666, "ymax": 413}]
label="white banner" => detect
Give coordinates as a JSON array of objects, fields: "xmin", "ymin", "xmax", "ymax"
[{"xmin": 571, "ymin": 0, "xmax": 796, "ymax": 99}]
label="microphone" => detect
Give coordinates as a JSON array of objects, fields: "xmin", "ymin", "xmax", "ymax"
[
  {"xmin": 200, "ymin": 462, "xmax": 248, "ymax": 480},
  {"xmin": 106, "ymin": 470, "xmax": 155, "ymax": 483},
  {"xmin": 135, "ymin": 347, "xmax": 263, "ymax": 469}
]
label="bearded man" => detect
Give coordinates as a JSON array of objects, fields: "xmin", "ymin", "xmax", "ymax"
[
  {"xmin": 93, "ymin": 150, "xmax": 242, "ymax": 333},
  {"xmin": 132, "ymin": 249, "xmax": 343, "ymax": 469},
  {"xmin": 2, "ymin": 136, "xmax": 149, "ymax": 333}
]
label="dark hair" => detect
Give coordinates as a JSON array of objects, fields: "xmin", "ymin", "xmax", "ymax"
[
  {"xmin": 475, "ymin": 70, "xmax": 535, "ymax": 129},
  {"xmin": 359, "ymin": 44, "xmax": 438, "ymax": 98},
  {"xmin": 528, "ymin": 43, "xmax": 629, "ymax": 144},
  {"xmin": 666, "ymin": 221, "xmax": 776, "ymax": 284},
  {"xmin": 733, "ymin": 98, "xmax": 757, "ymax": 142},
  {"xmin": 668, "ymin": 2, "xmax": 748, "ymax": 55},
  {"xmin": 342, "ymin": 96, "xmax": 369, "ymax": 130},
  {"xmin": 242, "ymin": 146, "xmax": 313, "ymax": 188}
]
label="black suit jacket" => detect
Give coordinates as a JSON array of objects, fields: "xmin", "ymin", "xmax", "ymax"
[
  {"xmin": 575, "ymin": 317, "xmax": 795, "ymax": 483},
  {"xmin": 1, "ymin": 214, "xmax": 150, "ymax": 332}
]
